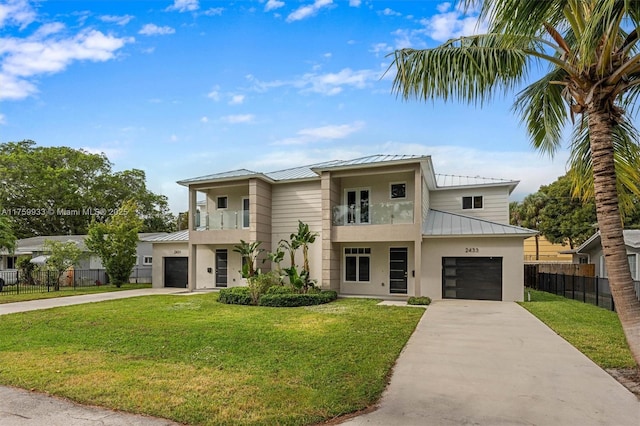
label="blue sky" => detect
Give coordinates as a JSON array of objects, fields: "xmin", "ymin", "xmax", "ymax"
[{"xmin": 0, "ymin": 0, "xmax": 570, "ymax": 213}]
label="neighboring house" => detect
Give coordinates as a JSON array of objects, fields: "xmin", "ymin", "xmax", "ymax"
[
  {"xmin": 0, "ymin": 233, "xmax": 166, "ymax": 283},
  {"xmin": 523, "ymin": 235, "xmax": 573, "ymax": 263},
  {"xmin": 158, "ymin": 155, "xmax": 535, "ymax": 301},
  {"xmin": 570, "ymin": 230, "xmax": 640, "ymax": 280}
]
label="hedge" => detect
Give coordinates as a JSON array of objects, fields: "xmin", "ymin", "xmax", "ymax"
[
  {"xmin": 407, "ymin": 296, "xmax": 431, "ymax": 305},
  {"xmin": 259, "ymin": 290, "xmax": 338, "ymax": 307},
  {"xmin": 218, "ymin": 287, "xmax": 252, "ymax": 305}
]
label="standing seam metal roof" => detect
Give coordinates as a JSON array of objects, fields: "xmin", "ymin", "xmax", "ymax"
[{"xmin": 423, "ymin": 209, "xmax": 537, "ymax": 236}]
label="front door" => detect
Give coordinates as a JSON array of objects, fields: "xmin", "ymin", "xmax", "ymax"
[
  {"xmin": 389, "ymin": 247, "xmax": 408, "ymax": 294},
  {"xmin": 215, "ymin": 249, "xmax": 228, "ymax": 287}
]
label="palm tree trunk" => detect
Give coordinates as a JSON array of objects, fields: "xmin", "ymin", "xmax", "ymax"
[{"xmin": 587, "ymin": 105, "xmax": 640, "ymax": 366}]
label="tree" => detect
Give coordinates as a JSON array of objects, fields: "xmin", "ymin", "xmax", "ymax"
[
  {"xmin": 391, "ymin": 0, "xmax": 640, "ymax": 364},
  {"xmin": 0, "ymin": 214, "xmax": 16, "ymax": 254},
  {"xmin": 291, "ymin": 220, "xmax": 318, "ymax": 278},
  {"xmin": 0, "ymin": 141, "xmax": 175, "ymax": 238},
  {"xmin": 85, "ymin": 199, "xmax": 143, "ymax": 287},
  {"xmin": 232, "ymin": 240, "xmax": 264, "ymax": 278},
  {"xmin": 538, "ymin": 175, "xmax": 597, "ymax": 248},
  {"xmin": 511, "ymin": 193, "xmax": 546, "ymax": 260},
  {"xmin": 43, "ymin": 239, "xmax": 84, "ymax": 290}
]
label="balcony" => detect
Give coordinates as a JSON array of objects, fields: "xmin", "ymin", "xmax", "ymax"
[
  {"xmin": 194, "ymin": 210, "xmax": 249, "ymax": 230},
  {"xmin": 332, "ymin": 201, "xmax": 414, "ymax": 226}
]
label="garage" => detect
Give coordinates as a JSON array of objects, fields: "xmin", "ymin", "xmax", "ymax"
[
  {"xmin": 164, "ymin": 257, "xmax": 188, "ymax": 288},
  {"xmin": 442, "ymin": 257, "xmax": 502, "ymax": 301}
]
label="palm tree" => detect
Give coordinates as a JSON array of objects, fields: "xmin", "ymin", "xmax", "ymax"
[{"xmin": 391, "ymin": 0, "xmax": 640, "ymax": 365}]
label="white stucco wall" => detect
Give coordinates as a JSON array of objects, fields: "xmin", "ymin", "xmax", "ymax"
[
  {"xmin": 421, "ymin": 237, "xmax": 525, "ymax": 301},
  {"xmin": 151, "ymin": 242, "xmax": 188, "ymax": 288}
]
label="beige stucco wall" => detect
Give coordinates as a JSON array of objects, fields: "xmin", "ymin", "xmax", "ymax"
[
  {"xmin": 339, "ymin": 241, "xmax": 415, "ymax": 297},
  {"xmin": 421, "ymin": 237, "xmax": 525, "ymax": 301},
  {"xmin": 151, "ymin": 242, "xmax": 188, "ymax": 288},
  {"xmin": 193, "ymin": 244, "xmax": 244, "ymax": 289}
]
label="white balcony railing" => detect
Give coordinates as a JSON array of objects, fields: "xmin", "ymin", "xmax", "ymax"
[
  {"xmin": 332, "ymin": 201, "xmax": 414, "ymax": 226},
  {"xmin": 194, "ymin": 210, "xmax": 248, "ymax": 230}
]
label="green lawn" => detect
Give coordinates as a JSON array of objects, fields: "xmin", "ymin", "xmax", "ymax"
[
  {"xmin": 0, "ymin": 283, "xmax": 152, "ymax": 304},
  {"xmin": 519, "ymin": 289, "xmax": 636, "ymax": 368},
  {"xmin": 0, "ymin": 295, "xmax": 424, "ymax": 425}
]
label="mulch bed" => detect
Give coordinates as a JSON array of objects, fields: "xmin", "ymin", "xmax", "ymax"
[{"xmin": 607, "ymin": 368, "xmax": 640, "ymax": 399}]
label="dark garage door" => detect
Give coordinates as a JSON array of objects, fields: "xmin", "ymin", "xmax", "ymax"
[
  {"xmin": 164, "ymin": 257, "xmax": 188, "ymax": 288},
  {"xmin": 442, "ymin": 257, "xmax": 502, "ymax": 301}
]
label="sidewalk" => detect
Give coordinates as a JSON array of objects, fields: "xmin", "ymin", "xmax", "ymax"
[
  {"xmin": 0, "ymin": 287, "xmax": 187, "ymax": 316},
  {"xmin": 341, "ymin": 300, "xmax": 640, "ymax": 425}
]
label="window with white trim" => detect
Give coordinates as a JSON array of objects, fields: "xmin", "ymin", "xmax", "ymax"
[
  {"xmin": 143, "ymin": 256, "xmax": 153, "ymax": 265},
  {"xmin": 462, "ymin": 195, "xmax": 483, "ymax": 210},
  {"xmin": 217, "ymin": 196, "xmax": 228, "ymax": 209},
  {"xmin": 242, "ymin": 197, "xmax": 250, "ymax": 229},
  {"xmin": 627, "ymin": 254, "xmax": 637, "ymax": 280},
  {"xmin": 344, "ymin": 247, "xmax": 371, "ymax": 282}
]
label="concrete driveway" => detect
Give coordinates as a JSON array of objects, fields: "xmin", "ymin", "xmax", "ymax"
[{"xmin": 342, "ymin": 300, "xmax": 640, "ymax": 426}]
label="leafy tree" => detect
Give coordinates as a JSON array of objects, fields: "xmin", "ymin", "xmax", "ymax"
[
  {"xmin": 0, "ymin": 141, "xmax": 175, "ymax": 238},
  {"xmin": 43, "ymin": 239, "xmax": 84, "ymax": 290},
  {"xmin": 291, "ymin": 220, "xmax": 318, "ymax": 280},
  {"xmin": 85, "ymin": 199, "xmax": 143, "ymax": 287},
  {"xmin": 511, "ymin": 193, "xmax": 546, "ymax": 260},
  {"xmin": 0, "ymin": 214, "xmax": 16, "ymax": 254},
  {"xmin": 538, "ymin": 175, "xmax": 597, "ymax": 248},
  {"xmin": 390, "ymin": 0, "xmax": 640, "ymax": 365}
]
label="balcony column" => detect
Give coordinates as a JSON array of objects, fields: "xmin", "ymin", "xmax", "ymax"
[{"xmin": 188, "ymin": 185, "xmax": 197, "ymax": 292}]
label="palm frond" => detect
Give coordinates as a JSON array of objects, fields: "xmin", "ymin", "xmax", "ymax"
[
  {"xmin": 567, "ymin": 116, "xmax": 640, "ymax": 214},
  {"xmin": 512, "ymin": 67, "xmax": 569, "ymax": 156},
  {"xmin": 390, "ymin": 34, "xmax": 531, "ymax": 106}
]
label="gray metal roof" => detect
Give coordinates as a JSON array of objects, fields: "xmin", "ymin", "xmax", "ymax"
[
  {"xmin": 423, "ymin": 209, "xmax": 537, "ymax": 237},
  {"xmin": 265, "ymin": 160, "xmax": 342, "ymax": 181},
  {"xmin": 435, "ymin": 174, "xmax": 518, "ymax": 187},
  {"xmin": 178, "ymin": 169, "xmax": 261, "ymax": 185},
  {"xmin": 312, "ymin": 154, "xmax": 428, "ymax": 170},
  {"xmin": 148, "ymin": 230, "xmax": 189, "ymax": 242},
  {"xmin": 575, "ymin": 230, "xmax": 640, "ymax": 253}
]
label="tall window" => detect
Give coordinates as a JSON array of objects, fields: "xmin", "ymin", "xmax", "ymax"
[
  {"xmin": 462, "ymin": 195, "xmax": 483, "ymax": 210},
  {"xmin": 345, "ymin": 188, "xmax": 370, "ymax": 224},
  {"xmin": 628, "ymin": 254, "xmax": 637, "ymax": 280},
  {"xmin": 344, "ymin": 248, "xmax": 371, "ymax": 282},
  {"xmin": 242, "ymin": 197, "xmax": 250, "ymax": 229}
]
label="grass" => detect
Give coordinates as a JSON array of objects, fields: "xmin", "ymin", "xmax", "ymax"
[
  {"xmin": 0, "ymin": 283, "xmax": 152, "ymax": 304},
  {"xmin": 0, "ymin": 295, "xmax": 424, "ymax": 425},
  {"xmin": 519, "ymin": 289, "xmax": 636, "ymax": 369}
]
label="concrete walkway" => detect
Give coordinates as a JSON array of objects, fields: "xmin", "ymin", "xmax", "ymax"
[
  {"xmin": 0, "ymin": 287, "xmax": 187, "ymax": 316},
  {"xmin": 342, "ymin": 300, "xmax": 640, "ymax": 426}
]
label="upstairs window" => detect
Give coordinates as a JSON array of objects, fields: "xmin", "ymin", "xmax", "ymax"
[
  {"xmin": 462, "ymin": 196, "xmax": 483, "ymax": 210},
  {"xmin": 390, "ymin": 182, "xmax": 406, "ymax": 199},
  {"xmin": 217, "ymin": 196, "xmax": 228, "ymax": 209}
]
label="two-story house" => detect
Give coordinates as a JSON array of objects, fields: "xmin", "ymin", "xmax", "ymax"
[{"xmin": 152, "ymin": 155, "xmax": 535, "ymax": 301}]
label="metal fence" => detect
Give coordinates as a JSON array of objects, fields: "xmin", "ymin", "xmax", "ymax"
[
  {"xmin": 527, "ymin": 271, "xmax": 640, "ymax": 312},
  {"xmin": 0, "ymin": 267, "xmax": 151, "ymax": 295}
]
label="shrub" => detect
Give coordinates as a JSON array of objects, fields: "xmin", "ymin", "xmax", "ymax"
[
  {"xmin": 266, "ymin": 285, "xmax": 294, "ymax": 295},
  {"xmin": 218, "ymin": 287, "xmax": 252, "ymax": 305},
  {"xmin": 259, "ymin": 290, "xmax": 338, "ymax": 307},
  {"xmin": 407, "ymin": 296, "xmax": 431, "ymax": 306},
  {"xmin": 248, "ymin": 271, "xmax": 282, "ymax": 305}
]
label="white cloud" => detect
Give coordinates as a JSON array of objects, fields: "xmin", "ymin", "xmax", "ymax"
[
  {"xmin": 0, "ymin": 27, "xmax": 131, "ymax": 100},
  {"xmin": 247, "ymin": 67, "xmax": 380, "ymax": 96},
  {"xmin": 207, "ymin": 86, "xmax": 220, "ymax": 101},
  {"xmin": 166, "ymin": 0, "xmax": 199, "ymax": 13},
  {"xmin": 286, "ymin": 0, "xmax": 333, "ymax": 23},
  {"xmin": 0, "ymin": 0, "xmax": 36, "ymax": 29},
  {"xmin": 274, "ymin": 121, "xmax": 365, "ymax": 145},
  {"xmin": 139, "ymin": 24, "xmax": 176, "ymax": 36},
  {"xmin": 380, "ymin": 8, "xmax": 401, "ymax": 17},
  {"xmin": 265, "ymin": 0, "xmax": 285, "ymax": 12},
  {"xmin": 100, "ymin": 15, "xmax": 134, "ymax": 26},
  {"xmin": 221, "ymin": 114, "xmax": 255, "ymax": 124},
  {"xmin": 349, "ymin": 0, "xmax": 361, "ymax": 7},
  {"xmin": 0, "ymin": 113, "xmax": 6, "ymax": 125},
  {"xmin": 229, "ymin": 94, "xmax": 245, "ymax": 105},
  {"xmin": 200, "ymin": 116, "xmax": 209, "ymax": 123},
  {"xmin": 203, "ymin": 7, "xmax": 224, "ymax": 16},
  {"xmin": 422, "ymin": 2, "xmax": 487, "ymax": 42},
  {"xmin": 370, "ymin": 42, "xmax": 393, "ymax": 55}
]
